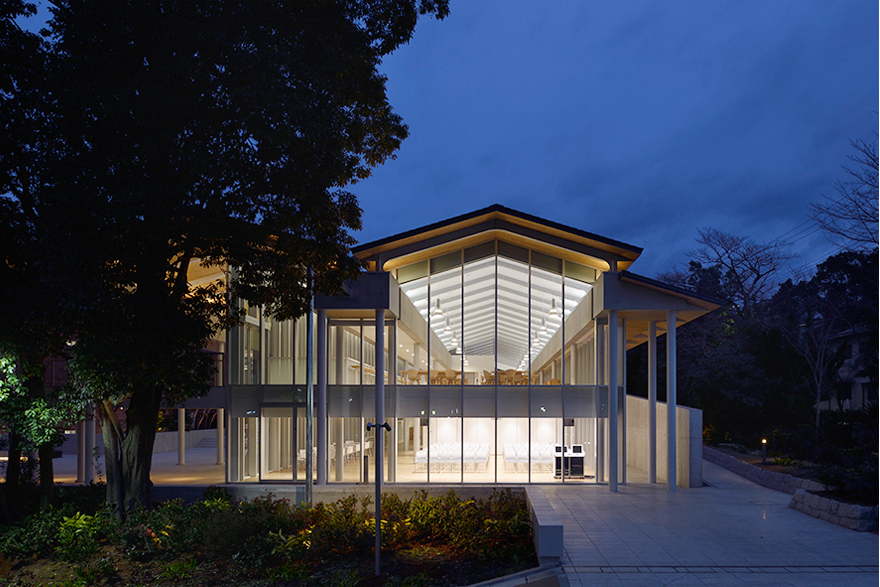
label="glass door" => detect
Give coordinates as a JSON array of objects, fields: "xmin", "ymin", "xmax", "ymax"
[{"xmin": 260, "ymin": 407, "xmax": 295, "ymax": 482}]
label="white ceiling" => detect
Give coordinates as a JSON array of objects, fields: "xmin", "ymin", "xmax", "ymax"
[{"xmin": 399, "ymin": 255, "xmax": 590, "ymax": 370}]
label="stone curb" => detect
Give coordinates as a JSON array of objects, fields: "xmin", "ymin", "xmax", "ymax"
[
  {"xmin": 703, "ymin": 446, "xmax": 878, "ymax": 533},
  {"xmin": 465, "ymin": 562, "xmax": 566, "ymax": 587},
  {"xmin": 789, "ymin": 488, "xmax": 878, "ymax": 533}
]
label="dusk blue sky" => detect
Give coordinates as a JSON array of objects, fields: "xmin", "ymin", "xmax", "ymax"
[{"xmin": 354, "ymin": 0, "xmax": 878, "ymax": 279}]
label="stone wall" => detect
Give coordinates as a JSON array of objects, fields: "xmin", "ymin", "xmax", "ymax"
[
  {"xmin": 789, "ymin": 489, "xmax": 878, "ymax": 532},
  {"xmin": 704, "ymin": 445, "xmax": 878, "ymax": 533}
]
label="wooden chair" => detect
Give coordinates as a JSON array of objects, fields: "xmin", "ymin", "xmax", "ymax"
[
  {"xmin": 496, "ymin": 370, "xmax": 507, "ymax": 385},
  {"xmin": 548, "ymin": 378, "xmax": 561, "ymax": 385},
  {"xmin": 445, "ymin": 369, "xmax": 460, "ymax": 385},
  {"xmin": 482, "ymin": 370, "xmax": 495, "ymax": 385},
  {"xmin": 429, "ymin": 369, "xmax": 442, "ymax": 385},
  {"xmin": 405, "ymin": 369, "xmax": 422, "ymax": 384},
  {"xmin": 513, "ymin": 371, "xmax": 525, "ymax": 385},
  {"xmin": 504, "ymin": 369, "xmax": 517, "ymax": 385}
]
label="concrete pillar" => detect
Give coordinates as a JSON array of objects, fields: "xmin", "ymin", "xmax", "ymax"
[
  {"xmin": 335, "ymin": 416, "xmax": 345, "ymax": 481},
  {"xmin": 570, "ymin": 343, "xmax": 578, "ymax": 385},
  {"xmin": 667, "ymin": 310, "xmax": 677, "ymax": 492},
  {"xmin": 648, "ymin": 322, "xmax": 657, "ymax": 484},
  {"xmin": 216, "ymin": 408, "xmax": 225, "ymax": 465},
  {"xmin": 413, "ymin": 343, "xmax": 421, "ymax": 372},
  {"xmin": 413, "ymin": 417, "xmax": 420, "ymax": 455},
  {"xmin": 84, "ymin": 407, "xmax": 96, "ymax": 484},
  {"xmin": 608, "ymin": 310, "xmax": 618, "ymax": 492},
  {"xmin": 335, "ymin": 323, "xmax": 345, "ymax": 384},
  {"xmin": 317, "ymin": 308, "xmax": 327, "ymax": 485},
  {"xmin": 177, "ymin": 408, "xmax": 186, "ymax": 465}
]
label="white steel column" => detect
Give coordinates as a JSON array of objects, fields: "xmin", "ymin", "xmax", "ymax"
[
  {"xmin": 648, "ymin": 322, "xmax": 657, "ymax": 484},
  {"xmin": 621, "ymin": 319, "xmax": 627, "ymax": 485},
  {"xmin": 666, "ymin": 310, "xmax": 677, "ymax": 491},
  {"xmin": 608, "ymin": 310, "xmax": 618, "ymax": 492},
  {"xmin": 216, "ymin": 408, "xmax": 225, "ymax": 465},
  {"xmin": 389, "ymin": 321, "xmax": 397, "ymax": 482},
  {"xmin": 335, "ymin": 321, "xmax": 345, "ymax": 481},
  {"xmin": 317, "ymin": 308, "xmax": 328, "ymax": 485},
  {"xmin": 177, "ymin": 408, "xmax": 186, "ymax": 465},
  {"xmin": 374, "ymin": 309, "xmax": 386, "ymax": 575},
  {"xmin": 84, "ymin": 406, "xmax": 95, "ymax": 484},
  {"xmin": 76, "ymin": 420, "xmax": 85, "ymax": 483}
]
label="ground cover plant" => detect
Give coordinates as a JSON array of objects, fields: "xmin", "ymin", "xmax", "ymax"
[{"xmin": 0, "ymin": 486, "xmax": 535, "ymax": 586}]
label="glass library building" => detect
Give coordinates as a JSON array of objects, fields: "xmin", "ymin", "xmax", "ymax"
[{"xmin": 187, "ymin": 205, "xmax": 718, "ymax": 489}]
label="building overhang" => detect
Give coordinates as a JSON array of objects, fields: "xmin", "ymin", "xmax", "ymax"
[{"xmin": 353, "ymin": 204, "xmax": 642, "ymax": 273}]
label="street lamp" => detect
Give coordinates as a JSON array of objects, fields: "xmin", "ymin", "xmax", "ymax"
[{"xmin": 761, "ymin": 439, "xmax": 767, "ymax": 465}]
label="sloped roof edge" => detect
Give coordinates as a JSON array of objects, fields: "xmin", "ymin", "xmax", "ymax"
[
  {"xmin": 619, "ymin": 270, "xmax": 727, "ymax": 310},
  {"xmin": 353, "ymin": 204, "xmax": 643, "ymax": 262}
]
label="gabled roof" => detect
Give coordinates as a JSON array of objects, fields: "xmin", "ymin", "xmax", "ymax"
[{"xmin": 353, "ymin": 204, "xmax": 643, "ymax": 272}]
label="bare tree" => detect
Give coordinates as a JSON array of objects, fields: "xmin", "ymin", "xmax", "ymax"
[
  {"xmin": 690, "ymin": 229, "xmax": 793, "ymax": 316},
  {"xmin": 810, "ymin": 136, "xmax": 879, "ymax": 250}
]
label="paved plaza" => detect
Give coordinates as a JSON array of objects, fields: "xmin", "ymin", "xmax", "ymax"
[
  {"xmin": 55, "ymin": 449, "xmax": 878, "ymax": 586},
  {"xmin": 544, "ymin": 461, "xmax": 878, "ymax": 586}
]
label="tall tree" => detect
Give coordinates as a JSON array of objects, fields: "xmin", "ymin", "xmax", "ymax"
[
  {"xmin": 0, "ymin": 0, "xmax": 90, "ymax": 511},
  {"xmin": 810, "ymin": 136, "xmax": 879, "ymax": 251},
  {"xmin": 772, "ymin": 249, "xmax": 878, "ymax": 426},
  {"xmin": 1, "ymin": 0, "xmax": 448, "ymax": 518},
  {"xmin": 688, "ymin": 228, "xmax": 793, "ymax": 317}
]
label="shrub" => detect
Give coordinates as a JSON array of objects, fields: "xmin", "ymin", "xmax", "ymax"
[
  {"xmin": 57, "ymin": 512, "xmax": 100, "ymax": 562},
  {"xmin": 0, "ymin": 506, "xmax": 70, "ymax": 560}
]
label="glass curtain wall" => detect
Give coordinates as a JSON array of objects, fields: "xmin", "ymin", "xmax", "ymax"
[{"xmin": 386, "ymin": 240, "xmax": 602, "ymax": 484}]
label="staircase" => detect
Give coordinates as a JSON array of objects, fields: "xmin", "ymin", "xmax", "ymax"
[{"xmin": 195, "ymin": 436, "xmax": 218, "ymax": 449}]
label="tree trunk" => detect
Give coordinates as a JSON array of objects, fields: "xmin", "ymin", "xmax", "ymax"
[
  {"xmin": 99, "ymin": 402, "xmax": 125, "ymax": 520},
  {"xmin": 37, "ymin": 444, "xmax": 55, "ymax": 510},
  {"xmin": 5, "ymin": 428, "xmax": 22, "ymax": 505},
  {"xmin": 113, "ymin": 384, "xmax": 163, "ymax": 517}
]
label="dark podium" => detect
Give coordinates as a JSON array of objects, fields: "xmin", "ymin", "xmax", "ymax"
[{"xmin": 554, "ymin": 444, "xmax": 586, "ymax": 479}]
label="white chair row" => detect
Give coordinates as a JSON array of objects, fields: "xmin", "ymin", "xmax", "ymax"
[
  {"xmin": 413, "ymin": 442, "xmax": 490, "ymax": 472},
  {"xmin": 502, "ymin": 442, "xmax": 556, "ymax": 472}
]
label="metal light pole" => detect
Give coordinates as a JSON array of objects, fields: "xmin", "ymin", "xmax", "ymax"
[
  {"xmin": 305, "ymin": 269, "xmax": 314, "ymax": 505},
  {"xmin": 367, "ymin": 308, "xmax": 391, "ymax": 577}
]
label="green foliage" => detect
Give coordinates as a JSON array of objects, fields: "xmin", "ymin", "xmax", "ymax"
[
  {"xmin": 0, "ymin": 507, "xmax": 67, "ymax": 559},
  {"xmin": 57, "ymin": 512, "xmax": 99, "ymax": 562},
  {"xmin": 160, "ymin": 558, "xmax": 198, "ymax": 580},
  {"xmin": 2, "ymin": 489, "xmax": 533, "ymax": 585}
]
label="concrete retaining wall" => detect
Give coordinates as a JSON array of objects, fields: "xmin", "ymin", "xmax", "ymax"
[
  {"xmin": 702, "ymin": 446, "xmax": 823, "ymax": 494},
  {"xmin": 58, "ymin": 429, "xmax": 217, "ymax": 456},
  {"xmin": 626, "ymin": 395, "xmax": 702, "ymax": 488},
  {"xmin": 789, "ymin": 489, "xmax": 878, "ymax": 532},
  {"xmin": 152, "ymin": 429, "xmax": 217, "ymax": 453},
  {"xmin": 524, "ymin": 487, "xmax": 564, "ymax": 564}
]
